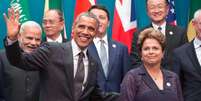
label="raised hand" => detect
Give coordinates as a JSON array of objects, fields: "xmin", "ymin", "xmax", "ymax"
[{"xmin": 3, "ymin": 8, "xmax": 20, "ymax": 41}]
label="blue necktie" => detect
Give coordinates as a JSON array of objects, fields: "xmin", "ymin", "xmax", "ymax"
[{"xmin": 100, "ymin": 40, "xmax": 108, "ymax": 77}]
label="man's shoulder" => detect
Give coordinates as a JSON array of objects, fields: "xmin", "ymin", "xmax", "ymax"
[
  {"xmin": 40, "ymin": 41, "xmax": 71, "ymax": 49},
  {"xmin": 110, "ymin": 39, "xmax": 128, "ymax": 49},
  {"xmin": 173, "ymin": 42, "xmax": 191, "ymax": 55},
  {"xmin": 166, "ymin": 24, "xmax": 186, "ymax": 32}
]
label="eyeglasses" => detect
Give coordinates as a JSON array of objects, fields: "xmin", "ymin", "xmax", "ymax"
[{"xmin": 42, "ymin": 19, "xmax": 62, "ymax": 25}]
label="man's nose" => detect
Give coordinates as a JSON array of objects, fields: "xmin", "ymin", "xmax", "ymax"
[{"xmin": 30, "ymin": 39, "xmax": 37, "ymax": 46}]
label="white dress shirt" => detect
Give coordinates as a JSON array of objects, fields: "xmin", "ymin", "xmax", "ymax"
[
  {"xmin": 93, "ymin": 34, "xmax": 109, "ymax": 61},
  {"xmin": 152, "ymin": 22, "xmax": 166, "ymax": 35},
  {"xmin": 47, "ymin": 33, "xmax": 63, "ymax": 43},
  {"xmin": 194, "ymin": 37, "xmax": 201, "ymax": 66},
  {"xmin": 71, "ymin": 39, "xmax": 88, "ymax": 89}
]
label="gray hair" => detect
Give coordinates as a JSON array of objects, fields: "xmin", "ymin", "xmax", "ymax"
[
  {"xmin": 74, "ymin": 12, "xmax": 99, "ymax": 29},
  {"xmin": 193, "ymin": 9, "xmax": 201, "ymax": 21},
  {"xmin": 19, "ymin": 21, "xmax": 42, "ymax": 34}
]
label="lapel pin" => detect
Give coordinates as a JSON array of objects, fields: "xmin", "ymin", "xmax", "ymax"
[
  {"xmin": 112, "ymin": 44, "xmax": 116, "ymax": 48},
  {"xmin": 166, "ymin": 82, "xmax": 171, "ymax": 87},
  {"xmin": 169, "ymin": 31, "xmax": 173, "ymax": 35}
]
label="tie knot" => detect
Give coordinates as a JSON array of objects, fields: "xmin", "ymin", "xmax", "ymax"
[
  {"xmin": 100, "ymin": 39, "xmax": 105, "ymax": 43},
  {"xmin": 158, "ymin": 26, "xmax": 162, "ymax": 31},
  {"xmin": 79, "ymin": 52, "xmax": 85, "ymax": 58}
]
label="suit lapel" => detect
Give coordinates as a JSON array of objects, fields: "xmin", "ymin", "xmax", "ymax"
[
  {"xmin": 80, "ymin": 51, "xmax": 97, "ymax": 99},
  {"xmin": 107, "ymin": 39, "xmax": 117, "ymax": 76},
  {"xmin": 186, "ymin": 42, "xmax": 201, "ymax": 76},
  {"xmin": 88, "ymin": 43, "xmax": 106, "ymax": 78},
  {"xmin": 62, "ymin": 42, "xmax": 74, "ymax": 100}
]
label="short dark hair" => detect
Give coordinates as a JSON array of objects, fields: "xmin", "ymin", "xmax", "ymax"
[
  {"xmin": 146, "ymin": 0, "xmax": 169, "ymax": 6},
  {"xmin": 138, "ymin": 28, "xmax": 166, "ymax": 52},
  {"xmin": 88, "ymin": 5, "xmax": 110, "ymax": 21},
  {"xmin": 74, "ymin": 12, "xmax": 99, "ymax": 29}
]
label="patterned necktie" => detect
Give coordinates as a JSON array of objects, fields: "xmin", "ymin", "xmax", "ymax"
[
  {"xmin": 74, "ymin": 52, "xmax": 85, "ymax": 100},
  {"xmin": 99, "ymin": 40, "xmax": 108, "ymax": 77}
]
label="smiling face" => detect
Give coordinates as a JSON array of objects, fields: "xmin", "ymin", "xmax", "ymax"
[
  {"xmin": 147, "ymin": 0, "xmax": 169, "ymax": 25},
  {"xmin": 141, "ymin": 38, "xmax": 164, "ymax": 66},
  {"xmin": 89, "ymin": 8, "xmax": 109, "ymax": 38},
  {"xmin": 18, "ymin": 25, "xmax": 41, "ymax": 53},
  {"xmin": 72, "ymin": 15, "xmax": 98, "ymax": 50}
]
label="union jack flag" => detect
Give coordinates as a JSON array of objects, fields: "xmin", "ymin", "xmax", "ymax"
[{"xmin": 112, "ymin": 0, "xmax": 137, "ymax": 52}]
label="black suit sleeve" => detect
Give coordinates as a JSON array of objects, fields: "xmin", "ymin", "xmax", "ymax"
[{"xmin": 4, "ymin": 40, "xmax": 50, "ymax": 71}]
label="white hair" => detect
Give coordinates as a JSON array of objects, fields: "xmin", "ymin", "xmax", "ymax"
[
  {"xmin": 193, "ymin": 9, "xmax": 201, "ymax": 21},
  {"xmin": 19, "ymin": 21, "xmax": 42, "ymax": 34}
]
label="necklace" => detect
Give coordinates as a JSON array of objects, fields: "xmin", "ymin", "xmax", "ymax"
[{"xmin": 149, "ymin": 70, "xmax": 162, "ymax": 81}]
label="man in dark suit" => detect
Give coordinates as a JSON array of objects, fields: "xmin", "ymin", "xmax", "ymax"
[
  {"xmin": 1, "ymin": 13, "xmax": 41, "ymax": 101},
  {"xmin": 4, "ymin": 8, "xmax": 117, "ymax": 101},
  {"xmin": 172, "ymin": 9, "xmax": 201, "ymax": 101},
  {"xmin": 130, "ymin": 0, "xmax": 187, "ymax": 70},
  {"xmin": 88, "ymin": 5, "xmax": 131, "ymax": 93},
  {"xmin": 42, "ymin": 9, "xmax": 67, "ymax": 43}
]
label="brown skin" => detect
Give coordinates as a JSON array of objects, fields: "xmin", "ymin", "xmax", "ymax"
[
  {"xmin": 4, "ymin": 8, "xmax": 42, "ymax": 53},
  {"xmin": 72, "ymin": 16, "xmax": 98, "ymax": 50},
  {"xmin": 3, "ymin": 8, "xmax": 20, "ymax": 41},
  {"xmin": 18, "ymin": 25, "xmax": 41, "ymax": 53}
]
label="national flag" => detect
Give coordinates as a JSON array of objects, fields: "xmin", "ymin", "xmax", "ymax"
[
  {"xmin": 166, "ymin": 0, "xmax": 176, "ymax": 25},
  {"xmin": 112, "ymin": 0, "xmax": 137, "ymax": 53},
  {"xmin": 73, "ymin": 0, "xmax": 96, "ymax": 20},
  {"xmin": 187, "ymin": 1, "xmax": 201, "ymax": 41},
  {"xmin": 10, "ymin": 0, "xmax": 30, "ymax": 23}
]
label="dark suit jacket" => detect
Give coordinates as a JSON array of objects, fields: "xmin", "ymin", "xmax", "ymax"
[
  {"xmin": 88, "ymin": 39, "xmax": 131, "ymax": 92},
  {"xmin": 0, "ymin": 50, "xmax": 40, "ymax": 101},
  {"xmin": 172, "ymin": 40, "xmax": 201, "ymax": 101},
  {"xmin": 130, "ymin": 24, "xmax": 187, "ymax": 70},
  {"xmin": 4, "ymin": 41, "xmax": 117, "ymax": 101}
]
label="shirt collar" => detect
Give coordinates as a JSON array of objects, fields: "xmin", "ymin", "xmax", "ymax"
[
  {"xmin": 47, "ymin": 33, "xmax": 63, "ymax": 43},
  {"xmin": 71, "ymin": 39, "xmax": 87, "ymax": 57},
  {"xmin": 93, "ymin": 34, "xmax": 108, "ymax": 45},
  {"xmin": 194, "ymin": 37, "xmax": 201, "ymax": 49},
  {"xmin": 152, "ymin": 22, "xmax": 166, "ymax": 31}
]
